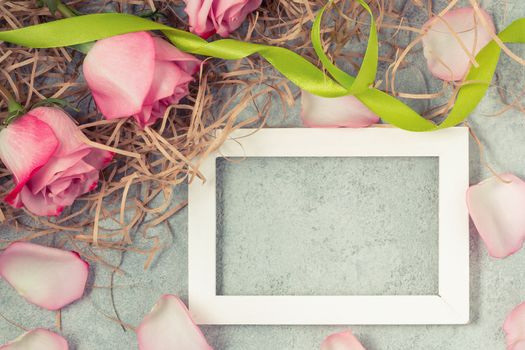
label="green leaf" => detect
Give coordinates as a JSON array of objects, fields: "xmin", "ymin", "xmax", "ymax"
[{"xmin": 3, "ymin": 108, "xmax": 24, "ymax": 126}]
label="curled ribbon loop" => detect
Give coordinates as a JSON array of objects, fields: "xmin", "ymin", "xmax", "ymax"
[
  {"xmin": 0, "ymin": 5, "xmax": 523, "ymax": 131},
  {"xmin": 311, "ymin": 0, "xmax": 378, "ymax": 94}
]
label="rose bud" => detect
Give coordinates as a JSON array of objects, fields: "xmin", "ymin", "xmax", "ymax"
[
  {"xmin": 184, "ymin": 0, "xmax": 262, "ymax": 38},
  {"xmin": 83, "ymin": 32, "xmax": 201, "ymax": 128},
  {"xmin": 0, "ymin": 107, "xmax": 113, "ymax": 216}
]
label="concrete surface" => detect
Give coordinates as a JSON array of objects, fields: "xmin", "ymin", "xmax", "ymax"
[{"xmin": 1, "ymin": 0, "xmax": 525, "ymax": 349}]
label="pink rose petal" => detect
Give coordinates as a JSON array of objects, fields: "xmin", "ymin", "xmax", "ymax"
[
  {"xmin": 301, "ymin": 90, "xmax": 379, "ymax": 128},
  {"xmin": 18, "ymin": 187, "xmax": 64, "ymax": 217},
  {"xmin": 19, "ymin": 160, "xmax": 100, "ymax": 216},
  {"xmin": 137, "ymin": 294, "xmax": 212, "ymax": 350},
  {"xmin": 422, "ymin": 7, "xmax": 495, "ymax": 81},
  {"xmin": 213, "ymin": 0, "xmax": 262, "ymax": 37},
  {"xmin": 184, "ymin": 0, "xmax": 215, "ymax": 38},
  {"xmin": 83, "ymin": 32, "xmax": 155, "ymax": 119},
  {"xmin": 152, "ymin": 37, "xmax": 201, "ymax": 74},
  {"xmin": 504, "ymin": 302, "xmax": 525, "ymax": 350},
  {"xmin": 0, "ymin": 242, "xmax": 89, "ymax": 310},
  {"xmin": 28, "ymin": 107, "xmax": 86, "ymax": 156},
  {"xmin": 0, "ymin": 329, "xmax": 68, "ymax": 350},
  {"xmin": 144, "ymin": 61, "xmax": 189, "ymax": 108},
  {"xmin": 467, "ymin": 173, "xmax": 525, "ymax": 258},
  {"xmin": 134, "ymin": 61, "xmax": 194, "ymax": 128},
  {"xmin": 321, "ymin": 331, "xmax": 366, "ymax": 350},
  {"xmin": 0, "ymin": 114, "xmax": 58, "ymax": 204},
  {"xmin": 29, "ymin": 149, "xmax": 92, "ymax": 195},
  {"xmin": 83, "ymin": 148, "xmax": 113, "ymax": 170}
]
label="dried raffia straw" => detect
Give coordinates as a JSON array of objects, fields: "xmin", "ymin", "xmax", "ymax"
[
  {"xmin": 489, "ymin": 80, "xmax": 525, "ymax": 116},
  {"xmin": 0, "ymin": 311, "xmax": 28, "ymax": 332},
  {"xmin": 466, "ymin": 121, "xmax": 511, "ymax": 184}
]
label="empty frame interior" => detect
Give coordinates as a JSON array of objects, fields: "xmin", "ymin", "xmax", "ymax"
[{"xmin": 215, "ymin": 156, "xmax": 439, "ymax": 296}]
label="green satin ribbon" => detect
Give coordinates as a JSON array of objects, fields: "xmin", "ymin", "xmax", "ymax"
[{"xmin": 0, "ymin": 4, "xmax": 523, "ymax": 131}]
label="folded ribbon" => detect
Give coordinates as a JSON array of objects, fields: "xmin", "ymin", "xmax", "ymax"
[{"xmin": 0, "ymin": 2, "xmax": 523, "ymax": 131}]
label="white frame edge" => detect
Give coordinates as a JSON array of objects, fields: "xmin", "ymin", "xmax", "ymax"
[{"xmin": 188, "ymin": 127, "xmax": 469, "ymax": 325}]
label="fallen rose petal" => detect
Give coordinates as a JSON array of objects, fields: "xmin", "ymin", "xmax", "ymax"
[
  {"xmin": 137, "ymin": 294, "xmax": 212, "ymax": 350},
  {"xmin": 0, "ymin": 114, "xmax": 58, "ymax": 204},
  {"xmin": 321, "ymin": 331, "xmax": 366, "ymax": 350},
  {"xmin": 467, "ymin": 173, "xmax": 525, "ymax": 258},
  {"xmin": 504, "ymin": 302, "xmax": 525, "ymax": 350},
  {"xmin": 0, "ymin": 242, "xmax": 89, "ymax": 310},
  {"xmin": 0, "ymin": 329, "xmax": 68, "ymax": 350},
  {"xmin": 422, "ymin": 7, "xmax": 495, "ymax": 81},
  {"xmin": 301, "ymin": 90, "xmax": 379, "ymax": 128}
]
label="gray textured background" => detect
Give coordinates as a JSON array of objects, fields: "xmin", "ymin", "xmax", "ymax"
[
  {"xmin": 1, "ymin": 0, "xmax": 525, "ymax": 349},
  {"xmin": 216, "ymin": 157, "xmax": 439, "ymax": 297}
]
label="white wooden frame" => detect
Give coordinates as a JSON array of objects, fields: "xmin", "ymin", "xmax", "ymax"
[{"xmin": 188, "ymin": 127, "xmax": 469, "ymax": 325}]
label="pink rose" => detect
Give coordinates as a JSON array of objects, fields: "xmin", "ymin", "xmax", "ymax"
[
  {"xmin": 83, "ymin": 32, "xmax": 201, "ymax": 128},
  {"xmin": 184, "ymin": 0, "xmax": 262, "ymax": 38},
  {"xmin": 0, "ymin": 107, "xmax": 113, "ymax": 216}
]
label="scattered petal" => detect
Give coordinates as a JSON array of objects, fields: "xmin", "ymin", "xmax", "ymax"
[
  {"xmin": 0, "ymin": 329, "xmax": 68, "ymax": 350},
  {"xmin": 301, "ymin": 90, "xmax": 379, "ymax": 128},
  {"xmin": 0, "ymin": 242, "xmax": 89, "ymax": 310},
  {"xmin": 467, "ymin": 173, "xmax": 525, "ymax": 258},
  {"xmin": 504, "ymin": 302, "xmax": 525, "ymax": 350},
  {"xmin": 137, "ymin": 294, "xmax": 212, "ymax": 350},
  {"xmin": 422, "ymin": 7, "xmax": 495, "ymax": 81},
  {"xmin": 321, "ymin": 331, "xmax": 366, "ymax": 350}
]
